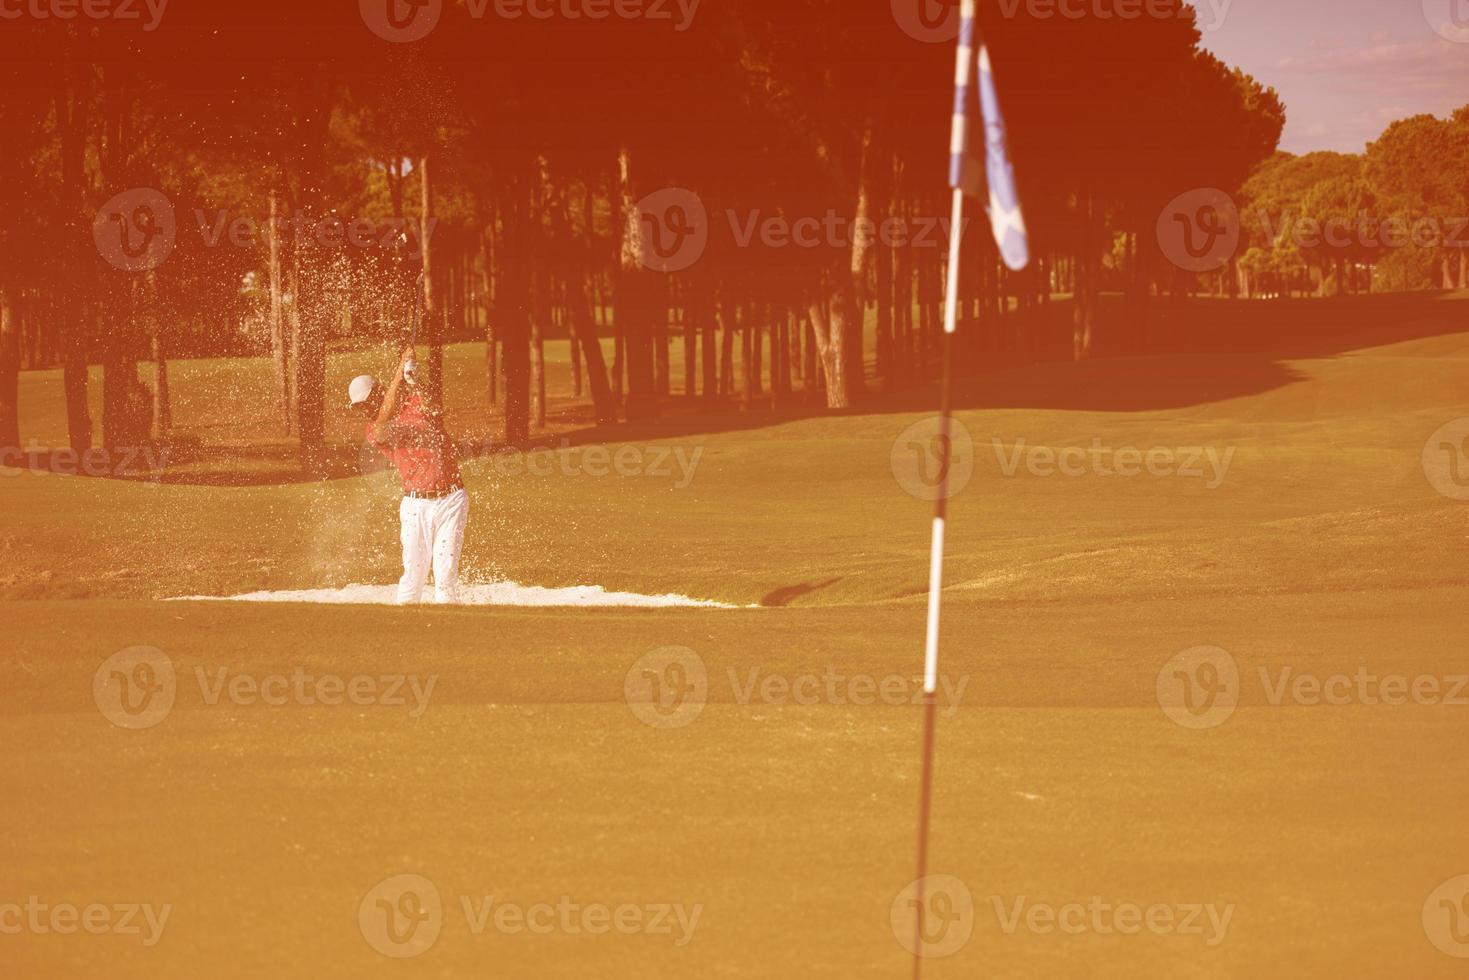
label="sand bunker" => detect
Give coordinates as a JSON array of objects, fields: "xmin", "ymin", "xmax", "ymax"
[{"xmin": 169, "ymin": 582, "xmax": 736, "ymax": 608}]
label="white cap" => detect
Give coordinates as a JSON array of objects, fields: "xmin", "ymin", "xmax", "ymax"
[{"xmin": 347, "ymin": 375, "xmax": 379, "ymax": 408}]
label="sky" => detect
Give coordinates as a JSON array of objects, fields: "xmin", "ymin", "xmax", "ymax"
[{"xmin": 1188, "ymin": 0, "xmax": 1469, "ymax": 154}]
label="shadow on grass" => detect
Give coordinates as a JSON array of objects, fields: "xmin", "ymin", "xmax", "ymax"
[
  {"xmin": 17, "ymin": 291, "xmax": 1464, "ymax": 487},
  {"xmin": 760, "ymin": 578, "xmax": 845, "ymax": 607}
]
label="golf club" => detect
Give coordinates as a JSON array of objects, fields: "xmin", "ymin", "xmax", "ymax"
[{"xmin": 403, "ymin": 269, "xmax": 425, "ymax": 388}]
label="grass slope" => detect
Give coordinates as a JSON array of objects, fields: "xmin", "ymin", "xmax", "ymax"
[{"xmin": 2, "ymin": 294, "xmax": 1468, "ymax": 978}]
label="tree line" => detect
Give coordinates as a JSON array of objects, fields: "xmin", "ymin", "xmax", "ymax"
[
  {"xmin": 1, "ymin": 1, "xmax": 1313, "ymax": 472},
  {"xmin": 1236, "ymin": 110, "xmax": 1469, "ymax": 299}
]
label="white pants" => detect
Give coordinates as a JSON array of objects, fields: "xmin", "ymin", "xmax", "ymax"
[{"xmin": 397, "ymin": 488, "xmax": 469, "ymax": 605}]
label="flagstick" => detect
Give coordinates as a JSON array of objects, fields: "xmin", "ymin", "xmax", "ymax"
[
  {"xmin": 912, "ymin": 1, "xmax": 978, "ymax": 970},
  {"xmin": 914, "ymin": 0, "xmax": 1029, "ymax": 966},
  {"xmin": 911, "ymin": 680, "xmax": 940, "ymax": 980},
  {"xmin": 912, "ymin": 184, "xmax": 965, "ymax": 978}
]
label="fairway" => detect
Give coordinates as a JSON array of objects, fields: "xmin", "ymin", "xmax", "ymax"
[{"xmin": 4, "ymin": 295, "xmax": 1468, "ymax": 978}]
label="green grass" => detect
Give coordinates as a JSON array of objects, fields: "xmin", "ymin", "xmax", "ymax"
[{"xmin": 3, "ymin": 293, "xmax": 1469, "ymax": 977}]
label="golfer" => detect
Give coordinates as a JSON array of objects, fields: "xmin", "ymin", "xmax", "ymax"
[{"xmin": 347, "ymin": 347, "xmax": 468, "ymax": 605}]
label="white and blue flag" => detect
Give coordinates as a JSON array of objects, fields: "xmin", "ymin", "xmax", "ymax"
[{"xmin": 948, "ymin": 2, "xmax": 1030, "ymax": 272}]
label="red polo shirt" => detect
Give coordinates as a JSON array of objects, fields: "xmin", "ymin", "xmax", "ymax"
[{"xmin": 368, "ymin": 392, "xmax": 462, "ymax": 493}]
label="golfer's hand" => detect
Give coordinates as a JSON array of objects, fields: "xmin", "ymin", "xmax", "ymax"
[{"xmin": 400, "ymin": 346, "xmax": 416, "ymax": 366}]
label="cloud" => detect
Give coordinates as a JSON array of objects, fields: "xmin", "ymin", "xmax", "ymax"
[
  {"xmin": 1277, "ymin": 38, "xmax": 1469, "ymax": 97},
  {"xmin": 1273, "ymin": 34, "xmax": 1469, "ymax": 151}
]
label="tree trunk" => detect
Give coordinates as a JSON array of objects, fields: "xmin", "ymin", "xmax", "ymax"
[
  {"xmin": 845, "ymin": 120, "xmax": 876, "ymax": 400},
  {"xmin": 918, "ymin": 254, "xmax": 934, "ymax": 381},
  {"xmin": 148, "ymin": 271, "xmax": 170, "ymax": 442},
  {"xmin": 683, "ymin": 286, "xmax": 698, "ymax": 400},
  {"xmin": 569, "ymin": 280, "xmax": 583, "ymax": 399},
  {"xmin": 876, "ymin": 194, "xmax": 893, "ymax": 389},
  {"xmin": 294, "ymin": 252, "xmax": 328, "ymax": 475},
  {"xmin": 387, "ymin": 158, "xmax": 406, "ymax": 226},
  {"xmin": 457, "ymin": 251, "xmax": 471, "ymax": 337},
  {"xmin": 789, "ymin": 305, "xmax": 803, "ymax": 388},
  {"xmin": 100, "ymin": 67, "xmax": 143, "ymax": 453},
  {"xmin": 718, "ymin": 298, "xmax": 734, "ymax": 397},
  {"xmin": 287, "ymin": 255, "xmax": 302, "ymax": 437},
  {"xmin": 611, "ymin": 309, "xmax": 625, "ymax": 407},
  {"xmin": 56, "ymin": 41, "xmax": 93, "ymax": 455},
  {"xmin": 701, "ymin": 287, "xmax": 717, "ymax": 406},
  {"xmin": 268, "ymin": 190, "xmax": 290, "ymax": 430},
  {"xmin": 896, "ymin": 213, "xmax": 913, "ymax": 386},
  {"xmin": 616, "ymin": 147, "xmax": 658, "ymax": 420},
  {"xmin": 771, "ymin": 307, "xmax": 790, "ymax": 408},
  {"xmin": 101, "ymin": 292, "xmax": 139, "ymax": 451},
  {"xmin": 480, "ymin": 223, "xmax": 498, "ymax": 407},
  {"xmin": 751, "ymin": 303, "xmax": 764, "ymax": 397},
  {"xmin": 0, "ymin": 280, "xmax": 18, "ymax": 449},
  {"xmin": 1072, "ymin": 191, "xmax": 1098, "ymax": 362},
  {"xmin": 806, "ymin": 284, "xmax": 849, "ymax": 409},
  {"xmin": 740, "ymin": 304, "xmax": 753, "ymax": 409},
  {"xmin": 653, "ymin": 276, "xmax": 670, "ymax": 399},
  {"xmin": 803, "ymin": 309, "xmax": 819, "ymax": 399},
  {"xmin": 419, "ymin": 154, "xmax": 444, "ymax": 402},
  {"xmin": 1136, "ymin": 227, "xmax": 1153, "ymax": 346},
  {"xmin": 500, "ymin": 174, "xmax": 532, "ymax": 446},
  {"xmin": 570, "ymin": 266, "xmax": 615, "ymax": 425},
  {"xmin": 289, "ymin": 84, "xmax": 333, "ymax": 476},
  {"xmin": 530, "ymin": 159, "xmax": 550, "ymax": 428},
  {"xmin": 530, "ymin": 264, "xmax": 547, "ymax": 428}
]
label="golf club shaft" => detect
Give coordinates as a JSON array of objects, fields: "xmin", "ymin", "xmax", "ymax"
[{"xmin": 404, "ymin": 270, "xmax": 426, "ymax": 387}]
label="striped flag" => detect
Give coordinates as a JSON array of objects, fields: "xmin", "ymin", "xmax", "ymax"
[{"xmin": 948, "ymin": 3, "xmax": 1030, "ymax": 272}]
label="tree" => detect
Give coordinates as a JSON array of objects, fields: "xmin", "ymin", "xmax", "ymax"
[{"xmin": 1365, "ymin": 110, "xmax": 1469, "ymax": 292}]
